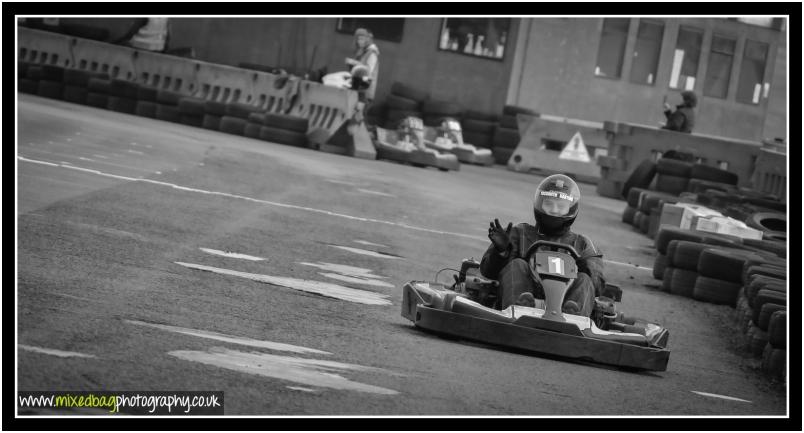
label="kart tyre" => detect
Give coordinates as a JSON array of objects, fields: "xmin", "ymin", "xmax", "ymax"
[
  {"xmin": 671, "ymin": 240, "xmax": 709, "ymax": 271},
  {"xmin": 621, "ymin": 206, "xmax": 637, "ymax": 224},
  {"xmin": 137, "ymin": 86, "xmax": 158, "ymax": 102},
  {"xmin": 108, "ymin": 96, "xmax": 137, "ymax": 114},
  {"xmin": 156, "ymin": 90, "xmax": 182, "ymax": 105},
  {"xmin": 390, "ymin": 82, "xmax": 428, "ymax": 102},
  {"xmin": 757, "ymin": 303, "xmax": 785, "ymax": 331},
  {"xmin": 653, "ymin": 254, "xmax": 668, "ymax": 280},
  {"xmin": 666, "ymin": 241, "xmax": 681, "ymax": 266},
  {"xmin": 135, "ymin": 100, "xmax": 158, "ymax": 118},
  {"xmin": 37, "ymin": 80, "xmax": 64, "ymax": 99},
  {"xmin": 423, "ymin": 100, "xmax": 462, "ymax": 117},
  {"xmin": 748, "ymin": 324, "xmax": 768, "ymax": 357},
  {"xmin": 639, "ymin": 212, "xmax": 651, "ymax": 233},
  {"xmin": 85, "ymin": 92, "xmax": 109, "ymax": 109},
  {"xmin": 463, "ymin": 110, "xmax": 498, "ymax": 122},
  {"xmin": 225, "ymin": 102, "xmax": 260, "ymax": 119},
  {"xmin": 692, "ymin": 276, "xmax": 741, "ymax": 306},
  {"xmin": 20, "ymin": 78, "xmax": 39, "ymax": 94},
  {"xmin": 661, "ymin": 267, "xmax": 674, "ymax": 292},
  {"xmin": 386, "ymin": 94, "xmax": 419, "ymax": 111},
  {"xmin": 178, "ymin": 97, "xmax": 207, "ymax": 115},
  {"xmin": 155, "ymin": 104, "xmax": 181, "ymax": 122},
  {"xmin": 690, "ymin": 164, "xmax": 739, "ymax": 185},
  {"xmin": 263, "ymin": 113, "xmax": 309, "ymax": 133},
  {"xmin": 632, "ymin": 211, "xmax": 644, "ymax": 229},
  {"xmin": 179, "ymin": 114, "xmax": 204, "ymax": 127},
  {"xmin": 669, "ymin": 268, "xmax": 698, "ymax": 298},
  {"xmin": 655, "ymin": 226, "xmax": 705, "ymax": 255},
  {"xmin": 202, "ymin": 114, "xmax": 222, "ymax": 131},
  {"xmin": 697, "ymin": 248, "xmax": 763, "ymax": 283},
  {"xmin": 502, "ymin": 104, "xmax": 538, "ymax": 117},
  {"xmin": 500, "ymin": 114, "xmax": 518, "ymax": 130},
  {"xmin": 461, "ymin": 119, "xmax": 497, "ymax": 134},
  {"xmin": 258, "ymin": 126, "xmax": 308, "ymax": 147},
  {"xmin": 656, "ymin": 173, "xmax": 689, "ymax": 195},
  {"xmin": 62, "ymin": 84, "xmax": 88, "ymax": 104},
  {"xmin": 745, "ymin": 212, "xmax": 786, "ymax": 233},
  {"xmin": 761, "ymin": 345, "xmax": 785, "ymax": 380},
  {"xmin": 742, "ymin": 239, "xmax": 786, "ymax": 258},
  {"xmin": 626, "ymin": 187, "xmax": 649, "ymax": 208},
  {"xmin": 492, "ymin": 127, "xmax": 520, "ymax": 149},
  {"xmin": 621, "ymin": 160, "xmax": 656, "ymax": 199},
  {"xmin": 244, "ymin": 122, "xmax": 261, "ymax": 138},
  {"xmin": 745, "ymin": 277, "xmax": 785, "ymax": 303},
  {"xmin": 751, "ymin": 289, "xmax": 786, "ymax": 313},
  {"xmin": 743, "ymin": 265, "xmax": 786, "ymax": 284},
  {"xmin": 656, "ymin": 158, "xmax": 693, "ymax": 177},
  {"xmin": 461, "ymin": 130, "xmax": 493, "ymax": 148},
  {"xmin": 219, "ymin": 115, "xmax": 247, "ymax": 135},
  {"xmin": 205, "ymin": 100, "xmax": 228, "ymax": 116},
  {"xmin": 767, "ymin": 310, "xmax": 786, "ymax": 349},
  {"xmin": 110, "ymin": 79, "xmax": 139, "ymax": 99}
]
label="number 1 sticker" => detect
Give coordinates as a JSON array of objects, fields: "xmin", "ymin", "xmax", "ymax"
[{"xmin": 548, "ymin": 256, "xmax": 564, "ymax": 274}]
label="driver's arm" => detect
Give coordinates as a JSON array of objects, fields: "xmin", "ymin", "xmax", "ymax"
[{"xmin": 575, "ymin": 235, "xmax": 605, "ymax": 296}]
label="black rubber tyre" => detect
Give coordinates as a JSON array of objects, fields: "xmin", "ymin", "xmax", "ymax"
[
  {"xmin": 202, "ymin": 114, "xmax": 222, "ymax": 130},
  {"xmin": 107, "ymin": 96, "xmax": 137, "ymax": 114},
  {"xmin": 85, "ymin": 92, "xmax": 109, "ymax": 109},
  {"xmin": 423, "ymin": 114, "xmax": 448, "ymax": 127},
  {"xmin": 743, "ymin": 196, "xmax": 786, "ymax": 212},
  {"xmin": 40, "ymin": 65, "xmax": 65, "ymax": 82},
  {"xmin": 661, "ymin": 268, "xmax": 675, "ymax": 292},
  {"xmin": 690, "ymin": 164, "xmax": 739, "ymax": 185},
  {"xmin": 205, "ymin": 100, "xmax": 228, "ymax": 116},
  {"xmin": 632, "ymin": 211, "xmax": 644, "ymax": 229},
  {"xmin": 386, "ymin": 109, "xmax": 421, "ymax": 125},
  {"xmin": 248, "ymin": 113, "xmax": 266, "ymax": 124},
  {"xmin": 463, "ymin": 110, "xmax": 499, "ymax": 122},
  {"xmin": 626, "ymin": 187, "xmax": 648, "ymax": 208},
  {"xmin": 502, "ymin": 104, "xmax": 538, "ymax": 117},
  {"xmin": 639, "ymin": 213, "xmax": 650, "ymax": 233},
  {"xmin": 671, "ymin": 240, "xmax": 709, "ymax": 271},
  {"xmin": 110, "ymin": 79, "xmax": 139, "ymax": 99},
  {"xmin": 422, "ymin": 100, "xmax": 462, "ymax": 116},
  {"xmin": 258, "ymin": 126, "xmax": 308, "ymax": 147},
  {"xmin": 621, "ymin": 160, "xmax": 656, "ymax": 199},
  {"xmin": 156, "ymin": 90, "xmax": 183, "ymax": 106},
  {"xmin": 757, "ymin": 303, "xmax": 785, "ymax": 331},
  {"xmin": 748, "ymin": 324, "xmax": 769, "ymax": 357},
  {"xmin": 621, "ymin": 206, "xmax": 637, "ymax": 224},
  {"xmin": 752, "ymin": 289, "xmax": 786, "ymax": 314},
  {"xmin": 135, "ymin": 86, "xmax": 157, "ymax": 102},
  {"xmin": 20, "ymin": 78, "xmax": 39, "ymax": 94},
  {"xmin": 25, "ymin": 65, "xmax": 44, "ymax": 81},
  {"xmin": 687, "ymin": 178, "xmax": 734, "ymax": 194},
  {"xmin": 743, "ymin": 265, "xmax": 786, "ymax": 284},
  {"xmin": 669, "ymin": 268, "xmax": 698, "ymax": 298},
  {"xmin": 19, "ymin": 62, "xmax": 29, "ymax": 79},
  {"xmin": 62, "ymin": 85, "xmax": 88, "ymax": 104},
  {"xmin": 37, "ymin": 80, "xmax": 64, "ymax": 99},
  {"xmin": 656, "ymin": 158, "xmax": 693, "ymax": 177},
  {"xmin": 63, "ymin": 69, "xmax": 102, "ymax": 87},
  {"xmin": 767, "ymin": 310, "xmax": 786, "ymax": 348},
  {"xmin": 692, "ymin": 276, "xmax": 741, "ymax": 306},
  {"xmin": 178, "ymin": 97, "xmax": 207, "ymax": 115},
  {"xmin": 746, "ymin": 276, "xmax": 786, "ymax": 303},
  {"xmin": 745, "ymin": 212, "xmax": 786, "ymax": 233},
  {"xmin": 462, "ymin": 118, "xmax": 497, "ymax": 134},
  {"xmin": 219, "ymin": 116, "xmax": 247, "ymax": 135},
  {"xmin": 263, "ymin": 113, "xmax": 309, "ymax": 133},
  {"xmin": 761, "ymin": 344, "xmax": 785, "ymax": 380},
  {"xmin": 135, "ymin": 101, "xmax": 158, "ymax": 118},
  {"xmin": 698, "ymin": 248, "xmax": 764, "ymax": 283},
  {"xmin": 461, "ymin": 130, "xmax": 493, "ymax": 148},
  {"xmin": 155, "ymin": 104, "xmax": 181, "ymax": 122},
  {"xmin": 499, "ymin": 114, "xmax": 518, "ymax": 130},
  {"xmin": 655, "ymin": 173, "xmax": 689, "ymax": 195},
  {"xmin": 492, "ymin": 147, "xmax": 514, "ymax": 165},
  {"xmin": 179, "ymin": 114, "xmax": 204, "ymax": 127},
  {"xmin": 742, "ymin": 239, "xmax": 786, "ymax": 258},
  {"xmin": 492, "ymin": 127, "xmax": 520, "ymax": 149},
  {"xmin": 244, "ymin": 122, "xmax": 262, "ymax": 138},
  {"xmin": 653, "ymin": 254, "xmax": 668, "ymax": 280},
  {"xmin": 225, "ymin": 103, "xmax": 260, "ymax": 119},
  {"xmin": 654, "ymin": 226, "xmax": 705, "ymax": 255},
  {"xmin": 386, "ymin": 94, "xmax": 419, "ymax": 111},
  {"xmin": 390, "ymin": 82, "xmax": 428, "ymax": 102}
]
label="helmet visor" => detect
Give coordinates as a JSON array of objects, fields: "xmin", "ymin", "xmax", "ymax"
[{"xmin": 539, "ymin": 196, "xmax": 573, "ymax": 216}]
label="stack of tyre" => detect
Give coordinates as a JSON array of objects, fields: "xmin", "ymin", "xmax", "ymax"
[
  {"xmin": 381, "ymin": 82, "xmax": 428, "ymax": 129},
  {"xmin": 421, "ymin": 99, "xmax": 463, "ymax": 128},
  {"xmin": 19, "ymin": 62, "xmax": 110, "ymax": 107},
  {"xmin": 622, "ymin": 187, "xmax": 679, "ymax": 238},
  {"xmin": 736, "ymin": 263, "xmax": 787, "ymax": 381},
  {"xmin": 244, "ymin": 112, "xmax": 309, "ymax": 147},
  {"xmin": 460, "ymin": 111, "xmax": 497, "ymax": 150},
  {"xmin": 490, "ymin": 105, "xmax": 535, "ymax": 164}
]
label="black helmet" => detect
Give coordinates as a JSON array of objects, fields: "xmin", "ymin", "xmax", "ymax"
[{"xmin": 532, "ymin": 174, "xmax": 581, "ymax": 234}]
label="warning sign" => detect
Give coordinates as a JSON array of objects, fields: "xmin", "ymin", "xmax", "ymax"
[{"xmin": 558, "ymin": 132, "xmax": 591, "ymax": 163}]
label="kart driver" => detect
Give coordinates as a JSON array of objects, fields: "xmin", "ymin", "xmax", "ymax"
[{"xmin": 480, "ymin": 174, "xmax": 605, "ymax": 316}]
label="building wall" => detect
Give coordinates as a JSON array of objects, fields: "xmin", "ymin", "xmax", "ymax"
[{"xmin": 506, "ymin": 18, "xmax": 786, "ymax": 142}]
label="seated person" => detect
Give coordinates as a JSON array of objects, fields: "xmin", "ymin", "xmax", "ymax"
[
  {"xmin": 396, "ymin": 117, "xmax": 435, "ymax": 153},
  {"xmin": 480, "ymin": 174, "xmax": 605, "ymax": 316}
]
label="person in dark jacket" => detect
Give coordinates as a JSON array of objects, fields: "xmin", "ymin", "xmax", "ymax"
[
  {"xmin": 481, "ymin": 174, "xmax": 605, "ymax": 316},
  {"xmin": 662, "ymin": 90, "xmax": 697, "ymax": 133}
]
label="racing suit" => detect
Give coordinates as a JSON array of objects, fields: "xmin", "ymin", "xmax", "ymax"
[{"xmin": 480, "ymin": 222, "xmax": 605, "ymax": 316}]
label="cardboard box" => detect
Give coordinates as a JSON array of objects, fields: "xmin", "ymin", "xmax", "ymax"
[
  {"xmin": 659, "ymin": 203, "xmax": 685, "ymax": 228},
  {"xmin": 693, "ymin": 216, "xmax": 764, "ymax": 240},
  {"xmin": 679, "ymin": 205, "xmax": 722, "ymax": 230}
]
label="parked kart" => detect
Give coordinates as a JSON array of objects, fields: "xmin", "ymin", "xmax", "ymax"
[
  {"xmin": 401, "ymin": 240, "xmax": 670, "ymax": 371},
  {"xmin": 373, "ymin": 116, "xmax": 460, "ymax": 171},
  {"xmin": 423, "ymin": 118, "xmax": 494, "ymax": 166}
]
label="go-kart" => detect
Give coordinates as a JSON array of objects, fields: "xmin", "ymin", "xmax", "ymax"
[
  {"xmin": 373, "ymin": 117, "xmax": 460, "ymax": 171},
  {"xmin": 401, "ymin": 240, "xmax": 670, "ymax": 371},
  {"xmin": 423, "ymin": 118, "xmax": 494, "ymax": 166}
]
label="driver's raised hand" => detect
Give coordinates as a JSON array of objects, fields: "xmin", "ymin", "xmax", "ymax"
[{"xmin": 488, "ymin": 218, "xmax": 513, "ymax": 253}]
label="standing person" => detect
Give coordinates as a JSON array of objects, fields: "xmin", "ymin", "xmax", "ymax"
[
  {"xmin": 116, "ymin": 18, "xmax": 170, "ymax": 53},
  {"xmin": 345, "ymin": 28, "xmax": 380, "ymax": 109},
  {"xmin": 662, "ymin": 90, "xmax": 697, "ymax": 133}
]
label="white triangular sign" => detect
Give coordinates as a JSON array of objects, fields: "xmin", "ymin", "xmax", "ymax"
[{"xmin": 558, "ymin": 131, "xmax": 591, "ymax": 163}]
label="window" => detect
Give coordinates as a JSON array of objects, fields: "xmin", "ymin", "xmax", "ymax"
[
  {"xmin": 438, "ymin": 18, "xmax": 511, "ymax": 60},
  {"xmin": 731, "ymin": 17, "xmax": 784, "ymax": 30},
  {"xmin": 736, "ymin": 40, "xmax": 769, "ymax": 104},
  {"xmin": 595, "ymin": 18, "xmax": 630, "ymax": 78},
  {"xmin": 630, "ymin": 19, "xmax": 664, "ymax": 85},
  {"xmin": 336, "ymin": 18, "xmax": 405, "ymax": 43},
  {"xmin": 669, "ymin": 26, "xmax": 703, "ymax": 90},
  {"xmin": 703, "ymin": 35, "xmax": 736, "ymax": 99}
]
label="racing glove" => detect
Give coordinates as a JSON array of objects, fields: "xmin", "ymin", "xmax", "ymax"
[{"xmin": 488, "ymin": 218, "xmax": 513, "ymax": 256}]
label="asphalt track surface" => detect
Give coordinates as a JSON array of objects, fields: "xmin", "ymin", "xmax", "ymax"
[{"xmin": 16, "ymin": 94, "xmax": 786, "ymax": 416}]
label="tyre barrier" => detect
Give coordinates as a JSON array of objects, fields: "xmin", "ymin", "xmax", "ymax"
[
  {"xmin": 37, "ymin": 80, "xmax": 64, "ymax": 99},
  {"xmin": 692, "ymin": 276, "xmax": 741, "ymax": 306},
  {"xmin": 500, "ymin": 114, "xmax": 518, "ymax": 130},
  {"xmin": 747, "ymin": 324, "xmax": 769, "ymax": 357},
  {"xmin": 390, "ymin": 81, "xmax": 428, "ymax": 103},
  {"xmin": 63, "ymin": 69, "xmax": 107, "ymax": 87},
  {"xmin": 137, "ymin": 86, "xmax": 158, "ymax": 102},
  {"xmin": 671, "ymin": 240, "xmax": 710, "ymax": 271},
  {"xmin": 761, "ymin": 344, "xmax": 785, "ymax": 380},
  {"xmin": 745, "ymin": 212, "xmax": 786, "ymax": 233},
  {"xmin": 385, "ymin": 94, "xmax": 419, "ymax": 111},
  {"xmin": 156, "ymin": 90, "xmax": 183, "ymax": 106},
  {"xmin": 742, "ymin": 264, "xmax": 786, "ymax": 284},
  {"xmin": 653, "ymin": 254, "xmax": 668, "ymax": 280},
  {"xmin": 697, "ymin": 248, "xmax": 763, "ymax": 283},
  {"xmin": 492, "ymin": 147, "xmax": 514, "ymax": 165},
  {"xmin": 85, "ymin": 92, "xmax": 109, "ymax": 109},
  {"xmin": 461, "ymin": 130, "xmax": 493, "ymax": 149},
  {"xmin": 263, "ymin": 113, "xmax": 309, "ymax": 133},
  {"xmin": 655, "ymin": 174, "xmax": 689, "ymax": 195},
  {"xmin": 621, "ymin": 160, "xmax": 656, "ymax": 199},
  {"xmin": 423, "ymin": 100, "xmax": 463, "ymax": 117},
  {"xmin": 622, "ymin": 206, "xmax": 637, "ymax": 224},
  {"xmin": 492, "ymin": 127, "xmax": 520, "ymax": 149},
  {"xmin": 155, "ymin": 104, "xmax": 181, "ymax": 123},
  {"xmin": 258, "ymin": 126, "xmax": 308, "ymax": 147},
  {"xmin": 62, "ymin": 85, "xmax": 88, "ymax": 104},
  {"xmin": 202, "ymin": 114, "xmax": 222, "ymax": 131},
  {"xmin": 757, "ymin": 303, "xmax": 785, "ymax": 331},
  {"xmin": 462, "ymin": 118, "xmax": 497, "ymax": 135},
  {"xmin": 632, "ymin": 211, "xmax": 644, "ymax": 230},
  {"xmin": 107, "ymin": 96, "xmax": 138, "ymax": 114},
  {"xmin": 767, "ymin": 310, "xmax": 786, "ymax": 349},
  {"xmin": 626, "ymin": 187, "xmax": 649, "ymax": 208},
  {"xmin": 135, "ymin": 101, "xmax": 158, "ymax": 118},
  {"xmin": 110, "ymin": 78, "xmax": 139, "ymax": 99},
  {"xmin": 20, "ymin": 78, "xmax": 39, "ymax": 94},
  {"xmin": 178, "ymin": 97, "xmax": 207, "ymax": 116},
  {"xmin": 219, "ymin": 116, "xmax": 247, "ymax": 135},
  {"xmin": 668, "ymin": 268, "xmax": 698, "ymax": 298},
  {"xmin": 690, "ymin": 163, "xmax": 739, "ymax": 185},
  {"xmin": 463, "ymin": 109, "xmax": 499, "ymax": 122},
  {"xmin": 502, "ymin": 104, "xmax": 538, "ymax": 117},
  {"xmin": 205, "ymin": 100, "xmax": 228, "ymax": 116},
  {"xmin": 656, "ymin": 157, "xmax": 692, "ymax": 177},
  {"xmin": 179, "ymin": 114, "xmax": 204, "ymax": 128},
  {"xmin": 87, "ymin": 77, "xmax": 112, "ymax": 94},
  {"xmin": 244, "ymin": 122, "xmax": 262, "ymax": 138}
]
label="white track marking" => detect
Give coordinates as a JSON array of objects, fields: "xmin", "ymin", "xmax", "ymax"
[
  {"xmin": 78, "ymin": 157, "xmax": 95, "ymax": 162},
  {"xmin": 604, "ymin": 259, "xmax": 653, "ymax": 271},
  {"xmin": 356, "ymin": 188, "xmax": 395, "ymax": 197},
  {"xmin": 91, "ymin": 154, "xmax": 109, "ymax": 159},
  {"xmin": 169, "ymin": 347, "xmax": 398, "ymax": 395},
  {"xmin": 327, "ymin": 245, "xmax": 401, "ymax": 260},
  {"xmin": 353, "ymin": 240, "xmax": 389, "ymax": 248},
  {"xmin": 127, "ymin": 149, "xmax": 144, "ymax": 155},
  {"xmin": 19, "ymin": 344, "xmax": 96, "ymax": 358},
  {"xmin": 298, "ymin": 262, "xmax": 388, "ymax": 279},
  {"xmin": 199, "ymin": 247, "xmax": 265, "ymax": 261},
  {"xmin": 20, "ymin": 152, "xmax": 153, "ymax": 173},
  {"xmin": 175, "ymin": 262, "xmax": 391, "ymax": 306},
  {"xmin": 325, "ymin": 179, "xmax": 360, "ymax": 186},
  {"xmin": 18, "ymin": 156, "xmax": 487, "ymax": 242},
  {"xmin": 124, "ymin": 320, "xmax": 331, "ymax": 355},
  {"xmin": 286, "ymin": 386, "xmax": 319, "ymax": 393},
  {"xmin": 317, "ymin": 272, "xmax": 395, "ymax": 288},
  {"xmin": 691, "ymin": 391, "xmax": 752, "ymax": 403}
]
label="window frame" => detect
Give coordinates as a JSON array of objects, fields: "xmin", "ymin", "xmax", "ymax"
[
  {"xmin": 335, "ymin": 18, "xmax": 405, "ymax": 43},
  {"xmin": 628, "ymin": 18, "xmax": 665, "ymax": 86},
  {"xmin": 594, "ymin": 17, "xmax": 631, "ymax": 80},
  {"xmin": 436, "ymin": 18, "xmax": 511, "ymax": 62},
  {"xmin": 668, "ymin": 25, "xmax": 704, "ymax": 91},
  {"xmin": 702, "ymin": 33, "xmax": 737, "ymax": 99}
]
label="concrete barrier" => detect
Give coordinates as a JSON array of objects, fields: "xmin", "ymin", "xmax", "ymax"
[
  {"xmin": 751, "ymin": 148, "xmax": 786, "ymax": 202},
  {"xmin": 18, "ymin": 27, "xmax": 372, "ymax": 158}
]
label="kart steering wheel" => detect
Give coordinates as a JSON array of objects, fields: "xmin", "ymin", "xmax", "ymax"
[{"xmin": 523, "ymin": 240, "xmax": 580, "ymax": 261}]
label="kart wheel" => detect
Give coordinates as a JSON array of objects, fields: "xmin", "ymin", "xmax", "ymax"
[
  {"xmin": 621, "ymin": 206, "xmax": 637, "ymax": 224},
  {"xmin": 757, "ymin": 303, "xmax": 785, "ymax": 331},
  {"xmin": 767, "ymin": 310, "xmax": 786, "ymax": 349},
  {"xmin": 692, "ymin": 276, "xmax": 741, "ymax": 306},
  {"xmin": 202, "ymin": 114, "xmax": 222, "ymax": 130},
  {"xmin": 621, "ymin": 160, "xmax": 656, "ymax": 199},
  {"xmin": 656, "ymin": 173, "xmax": 690, "ymax": 195},
  {"xmin": 761, "ymin": 345, "xmax": 786, "ymax": 380},
  {"xmin": 390, "ymin": 81, "xmax": 428, "ymax": 102},
  {"xmin": 135, "ymin": 101, "xmax": 158, "ymax": 118},
  {"xmin": 672, "ymin": 240, "xmax": 709, "ymax": 271},
  {"xmin": 178, "ymin": 97, "xmax": 207, "ymax": 115},
  {"xmin": 653, "ymin": 254, "xmax": 668, "ymax": 280},
  {"xmin": 669, "ymin": 268, "xmax": 698, "ymax": 298},
  {"xmin": 656, "ymin": 158, "xmax": 693, "ymax": 177},
  {"xmin": 690, "ymin": 164, "xmax": 739, "ymax": 185},
  {"xmin": 263, "ymin": 113, "xmax": 309, "ymax": 133}
]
